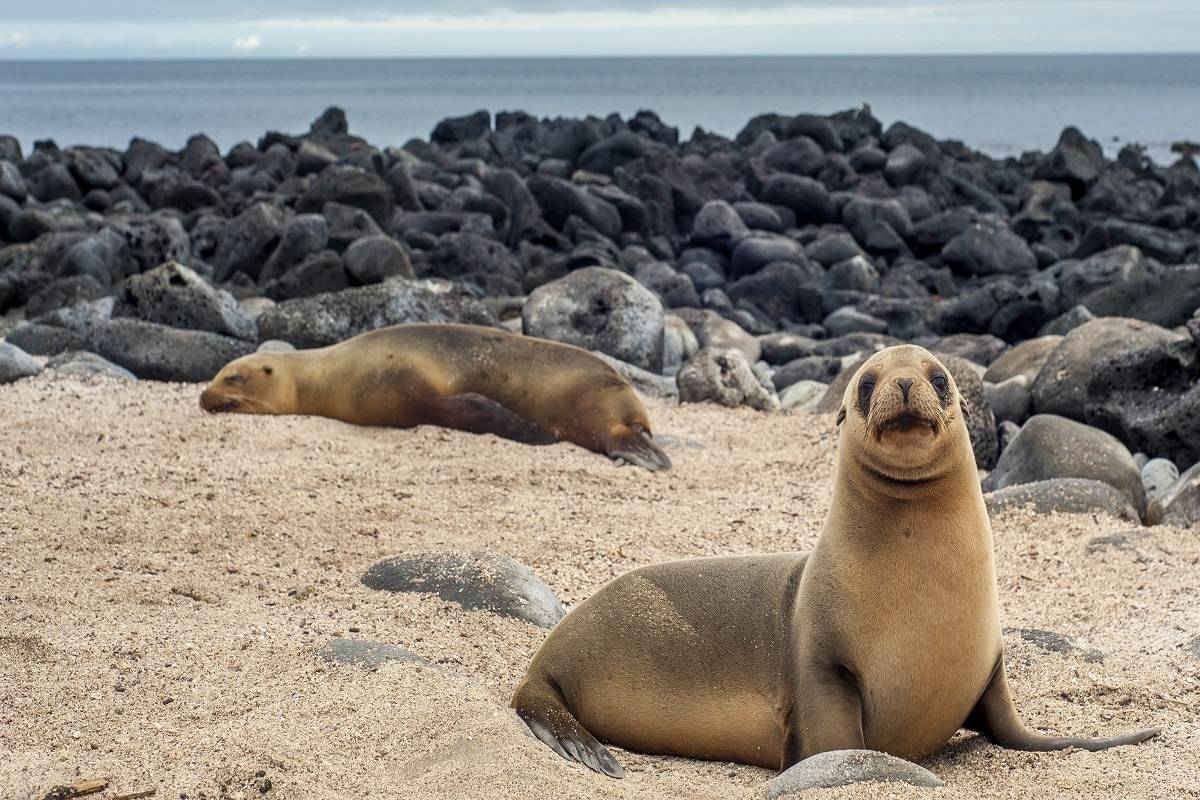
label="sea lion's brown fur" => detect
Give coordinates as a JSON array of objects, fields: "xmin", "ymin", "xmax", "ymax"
[
  {"xmin": 511, "ymin": 344, "xmax": 1157, "ymax": 778},
  {"xmin": 199, "ymin": 323, "xmax": 670, "ymax": 470}
]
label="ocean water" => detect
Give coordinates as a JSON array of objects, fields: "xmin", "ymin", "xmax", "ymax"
[{"xmin": 1, "ymin": 55, "xmax": 1198, "ymax": 164}]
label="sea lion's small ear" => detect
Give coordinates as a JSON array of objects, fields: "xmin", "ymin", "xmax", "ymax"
[
  {"xmin": 959, "ymin": 397, "xmax": 971, "ymax": 420},
  {"xmin": 836, "ymin": 406, "xmax": 846, "ymax": 426}
]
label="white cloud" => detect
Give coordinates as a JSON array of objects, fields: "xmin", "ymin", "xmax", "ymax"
[
  {"xmin": 232, "ymin": 33, "xmax": 262, "ymax": 51},
  {"xmin": 0, "ymin": 31, "xmax": 30, "ymax": 48},
  {"xmin": 297, "ymin": 41, "xmax": 310, "ymax": 55},
  {"xmin": 247, "ymin": 6, "xmax": 940, "ymax": 32}
]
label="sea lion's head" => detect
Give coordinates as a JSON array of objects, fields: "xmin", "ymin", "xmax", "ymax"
[
  {"xmin": 836, "ymin": 345, "xmax": 971, "ymax": 489},
  {"xmin": 200, "ymin": 353, "xmax": 295, "ymax": 415}
]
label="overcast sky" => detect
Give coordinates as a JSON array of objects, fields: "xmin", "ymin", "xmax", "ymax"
[{"xmin": 2, "ymin": 2, "xmax": 1198, "ymax": 58}]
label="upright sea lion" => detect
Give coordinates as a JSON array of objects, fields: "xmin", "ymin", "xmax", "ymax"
[
  {"xmin": 199, "ymin": 323, "xmax": 670, "ymax": 470},
  {"xmin": 511, "ymin": 344, "xmax": 1156, "ymax": 777}
]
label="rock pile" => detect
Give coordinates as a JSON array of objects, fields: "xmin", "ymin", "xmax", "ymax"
[{"xmin": 4, "ymin": 106, "xmax": 1200, "ymax": 522}]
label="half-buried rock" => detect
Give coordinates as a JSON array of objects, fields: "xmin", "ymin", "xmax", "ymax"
[
  {"xmin": 764, "ymin": 750, "xmax": 942, "ymax": 797},
  {"xmin": 984, "ymin": 478, "xmax": 1140, "ymax": 523},
  {"xmin": 362, "ymin": 551, "xmax": 565, "ymax": 629},
  {"xmin": 317, "ymin": 637, "xmax": 427, "ymax": 668}
]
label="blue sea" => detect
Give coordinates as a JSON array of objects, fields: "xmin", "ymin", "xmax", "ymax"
[{"xmin": 1, "ymin": 55, "xmax": 1198, "ymax": 164}]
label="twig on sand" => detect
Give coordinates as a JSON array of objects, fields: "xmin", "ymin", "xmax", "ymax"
[
  {"xmin": 40, "ymin": 779, "xmax": 108, "ymax": 800},
  {"xmin": 112, "ymin": 790, "xmax": 157, "ymax": 800}
]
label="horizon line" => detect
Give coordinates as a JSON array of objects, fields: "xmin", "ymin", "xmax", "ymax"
[{"xmin": 3, "ymin": 50, "xmax": 1200, "ymax": 62}]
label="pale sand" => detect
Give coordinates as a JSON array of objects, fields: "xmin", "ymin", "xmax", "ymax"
[{"xmin": 1, "ymin": 375, "xmax": 1197, "ymax": 800}]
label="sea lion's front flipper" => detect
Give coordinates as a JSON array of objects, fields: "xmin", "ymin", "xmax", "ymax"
[
  {"xmin": 512, "ymin": 673, "xmax": 625, "ymax": 778},
  {"xmin": 965, "ymin": 659, "xmax": 1159, "ymax": 752},
  {"xmin": 606, "ymin": 424, "xmax": 672, "ymax": 471},
  {"xmin": 427, "ymin": 394, "xmax": 558, "ymax": 445}
]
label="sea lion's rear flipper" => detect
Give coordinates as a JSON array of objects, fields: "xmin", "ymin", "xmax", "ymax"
[
  {"xmin": 606, "ymin": 424, "xmax": 672, "ymax": 471},
  {"xmin": 966, "ymin": 659, "xmax": 1159, "ymax": 752},
  {"xmin": 427, "ymin": 394, "xmax": 558, "ymax": 445},
  {"xmin": 512, "ymin": 674, "xmax": 625, "ymax": 778}
]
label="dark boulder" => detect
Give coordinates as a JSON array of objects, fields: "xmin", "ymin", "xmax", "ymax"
[
  {"xmin": 1033, "ymin": 127, "xmax": 1105, "ymax": 198},
  {"xmin": 761, "ymin": 174, "xmax": 834, "ymax": 224},
  {"xmin": 942, "ymin": 217, "xmax": 1037, "ymax": 276},
  {"xmin": 298, "ymin": 165, "xmax": 393, "ymax": 226},
  {"xmin": 257, "ymin": 279, "xmax": 497, "ymax": 348},
  {"xmin": 343, "ymin": 235, "xmax": 415, "ymax": 285},
  {"xmin": 982, "ymin": 414, "xmax": 1145, "ymax": 515}
]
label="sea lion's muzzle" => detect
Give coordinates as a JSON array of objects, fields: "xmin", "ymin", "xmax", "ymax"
[{"xmin": 199, "ymin": 389, "xmax": 240, "ymax": 413}]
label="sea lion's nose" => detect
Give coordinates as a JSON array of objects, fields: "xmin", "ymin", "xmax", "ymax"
[{"xmin": 896, "ymin": 377, "xmax": 913, "ymax": 403}]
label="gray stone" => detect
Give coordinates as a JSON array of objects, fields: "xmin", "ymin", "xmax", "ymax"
[
  {"xmin": 765, "ymin": 750, "xmax": 942, "ymax": 797},
  {"xmin": 824, "ymin": 307, "xmax": 888, "ymax": 337},
  {"xmin": 361, "ymin": 551, "xmax": 565, "ymax": 629},
  {"xmin": 985, "ymin": 375, "xmax": 1032, "ymax": 424},
  {"xmin": 593, "ymin": 351, "xmax": 679, "ymax": 402},
  {"xmin": 257, "ymin": 278, "xmax": 497, "ymax": 348},
  {"xmin": 114, "ymin": 261, "xmax": 258, "ymax": 341},
  {"xmin": 1141, "ymin": 458, "xmax": 1180, "ymax": 501},
  {"xmin": 1039, "ymin": 304, "xmax": 1097, "ymax": 336},
  {"xmin": 931, "ymin": 333, "xmax": 1009, "ymax": 367},
  {"xmin": 1146, "ymin": 462, "xmax": 1200, "ymax": 527},
  {"xmin": 4, "ymin": 323, "xmax": 88, "ymax": 357},
  {"xmin": 942, "ymin": 217, "xmax": 1037, "ymax": 276},
  {"xmin": 941, "ymin": 353, "xmax": 1000, "ymax": 470},
  {"xmin": 984, "ymin": 478, "xmax": 1140, "ymax": 523},
  {"xmin": 343, "ymin": 235, "xmax": 415, "ymax": 284},
  {"xmin": 674, "ymin": 308, "xmax": 761, "ymax": 363},
  {"xmin": 299, "ymin": 164, "xmax": 393, "ymax": 226},
  {"xmin": 982, "ymin": 415, "xmax": 1145, "ymax": 515},
  {"xmin": 780, "ymin": 380, "xmax": 828, "ymax": 411},
  {"xmin": 678, "ymin": 348, "xmax": 780, "ymax": 411},
  {"xmin": 1006, "ymin": 627, "xmax": 1105, "ymax": 663},
  {"xmin": 523, "ymin": 267, "xmax": 664, "ymax": 372},
  {"xmin": 771, "ymin": 355, "xmax": 842, "ymax": 391},
  {"xmin": 256, "ymin": 339, "xmax": 295, "ymax": 353},
  {"xmin": 998, "ymin": 420, "xmax": 1021, "ymax": 452},
  {"xmin": 83, "ymin": 318, "xmax": 256, "ymax": 382},
  {"xmin": 690, "ymin": 200, "xmax": 749, "ymax": 249},
  {"xmin": 259, "ymin": 213, "xmax": 328, "ymax": 285},
  {"xmin": 0, "ymin": 341, "xmax": 42, "ymax": 383},
  {"xmin": 213, "ymin": 202, "xmax": 285, "ymax": 282},
  {"xmin": 984, "ymin": 335, "xmax": 1062, "ymax": 383},
  {"xmin": 662, "ymin": 313, "xmax": 700, "ymax": 375},
  {"xmin": 1031, "ymin": 318, "xmax": 1180, "ymax": 420},
  {"xmin": 317, "ymin": 638, "xmax": 426, "ymax": 668},
  {"xmin": 45, "ymin": 350, "xmax": 136, "ymax": 381}
]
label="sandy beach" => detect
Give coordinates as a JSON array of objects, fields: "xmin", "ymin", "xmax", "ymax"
[{"xmin": 1, "ymin": 374, "xmax": 1197, "ymax": 800}]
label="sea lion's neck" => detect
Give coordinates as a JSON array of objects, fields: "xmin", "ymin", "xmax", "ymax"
[
  {"xmin": 828, "ymin": 451, "xmax": 991, "ymax": 554},
  {"xmin": 276, "ymin": 350, "xmax": 327, "ymax": 415}
]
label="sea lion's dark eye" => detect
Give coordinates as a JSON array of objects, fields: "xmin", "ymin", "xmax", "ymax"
[
  {"xmin": 263, "ymin": 365, "xmax": 274, "ymax": 376},
  {"xmin": 858, "ymin": 374, "xmax": 876, "ymax": 406},
  {"xmin": 225, "ymin": 374, "xmax": 246, "ymax": 385},
  {"xmin": 930, "ymin": 373, "xmax": 949, "ymax": 395}
]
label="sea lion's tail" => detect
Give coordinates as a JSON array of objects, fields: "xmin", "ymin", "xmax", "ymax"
[
  {"xmin": 606, "ymin": 423, "xmax": 672, "ymax": 471},
  {"xmin": 511, "ymin": 673, "xmax": 625, "ymax": 778}
]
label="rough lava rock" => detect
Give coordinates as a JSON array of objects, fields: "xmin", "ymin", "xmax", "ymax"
[
  {"xmin": 677, "ymin": 348, "xmax": 780, "ymax": 411},
  {"xmin": 113, "ymin": 261, "xmax": 257, "ymax": 341},
  {"xmin": 523, "ymin": 266, "xmax": 665, "ymax": 372},
  {"xmin": 257, "ymin": 278, "xmax": 497, "ymax": 348}
]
